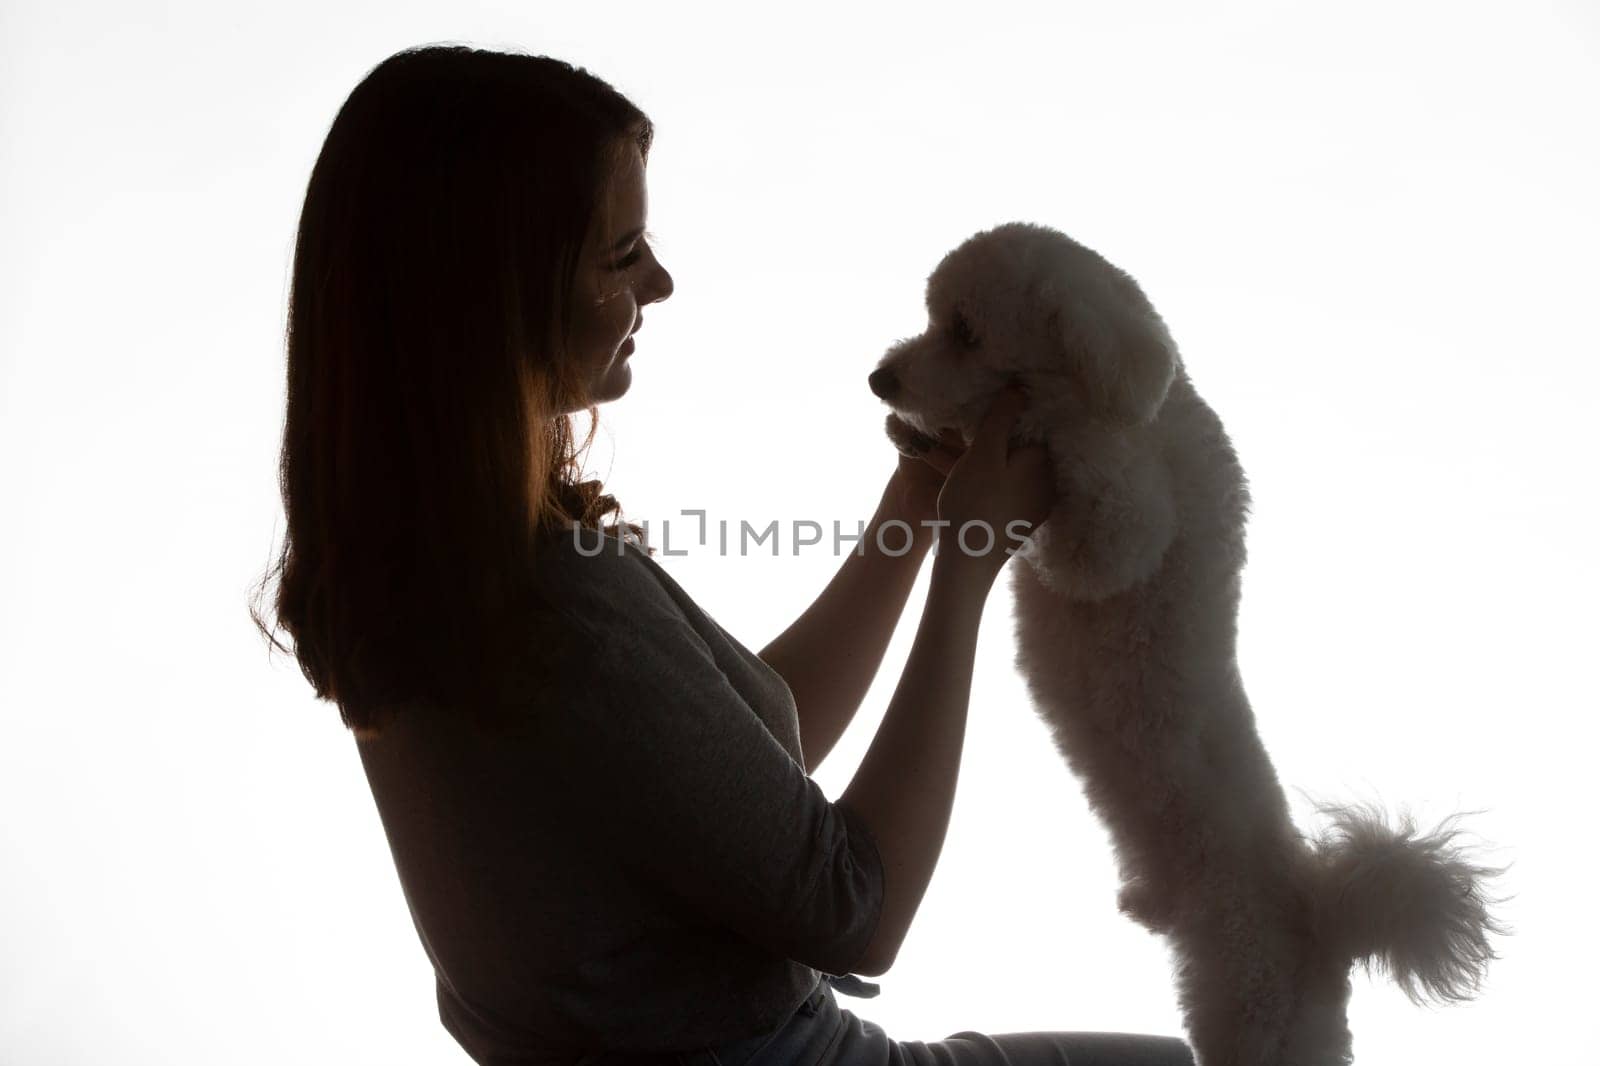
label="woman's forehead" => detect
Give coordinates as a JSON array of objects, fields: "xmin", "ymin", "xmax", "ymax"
[
  {"xmin": 606, "ymin": 148, "xmax": 647, "ymax": 222},
  {"xmin": 588, "ymin": 147, "xmax": 647, "ymax": 253}
]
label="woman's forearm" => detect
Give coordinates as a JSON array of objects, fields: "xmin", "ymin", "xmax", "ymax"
[
  {"xmin": 759, "ymin": 472, "xmax": 935, "ymax": 773},
  {"xmin": 838, "ymin": 551, "xmax": 997, "ymax": 977}
]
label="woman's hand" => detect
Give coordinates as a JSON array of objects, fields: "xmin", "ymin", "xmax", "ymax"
[
  {"xmin": 884, "ymin": 419, "xmax": 967, "ymax": 525},
  {"xmin": 932, "ymin": 386, "xmax": 1055, "ymax": 578}
]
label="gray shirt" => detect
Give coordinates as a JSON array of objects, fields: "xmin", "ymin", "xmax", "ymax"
[{"xmin": 353, "ymin": 524, "xmax": 886, "ymax": 1063}]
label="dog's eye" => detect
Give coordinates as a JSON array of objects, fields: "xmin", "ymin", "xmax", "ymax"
[{"xmin": 950, "ymin": 312, "xmax": 980, "ymax": 349}]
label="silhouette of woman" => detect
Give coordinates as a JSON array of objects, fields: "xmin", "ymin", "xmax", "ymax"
[{"xmin": 251, "ymin": 43, "xmax": 1191, "ymax": 1066}]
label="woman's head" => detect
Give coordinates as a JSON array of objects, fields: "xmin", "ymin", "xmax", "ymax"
[
  {"xmin": 251, "ymin": 44, "xmax": 667, "ymax": 736},
  {"xmin": 567, "ymin": 137, "xmax": 674, "ymax": 408}
]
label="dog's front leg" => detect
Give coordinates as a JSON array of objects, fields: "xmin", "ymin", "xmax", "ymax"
[{"xmin": 1029, "ymin": 449, "xmax": 1177, "ymax": 602}]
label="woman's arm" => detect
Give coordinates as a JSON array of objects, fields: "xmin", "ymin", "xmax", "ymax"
[
  {"xmin": 838, "ymin": 549, "xmax": 993, "ymax": 977},
  {"xmin": 840, "ymin": 388, "xmax": 1054, "ymax": 976},
  {"xmin": 758, "ymin": 466, "xmax": 939, "ymax": 775}
]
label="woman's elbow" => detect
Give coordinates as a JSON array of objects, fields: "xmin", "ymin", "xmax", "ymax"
[
  {"xmin": 851, "ymin": 952, "xmax": 893, "ymax": 978},
  {"xmin": 849, "ymin": 936, "xmax": 897, "ymax": 978}
]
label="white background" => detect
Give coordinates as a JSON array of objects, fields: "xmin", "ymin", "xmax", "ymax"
[{"xmin": 3, "ymin": 1, "xmax": 1597, "ymax": 1063}]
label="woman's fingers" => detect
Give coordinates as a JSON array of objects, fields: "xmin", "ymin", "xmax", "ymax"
[
  {"xmin": 1006, "ymin": 441, "xmax": 1058, "ymax": 528},
  {"xmin": 891, "ymin": 405, "xmax": 1020, "ymax": 483},
  {"xmin": 934, "ymin": 384, "xmax": 1056, "ymax": 545},
  {"xmin": 900, "ymin": 427, "xmax": 967, "ymax": 477},
  {"xmin": 919, "ymin": 432, "xmax": 966, "ymax": 476},
  {"xmin": 972, "ymin": 385, "xmax": 1029, "ymax": 462}
]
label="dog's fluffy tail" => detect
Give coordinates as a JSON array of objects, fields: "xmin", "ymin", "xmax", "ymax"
[{"xmin": 1304, "ymin": 799, "xmax": 1512, "ymax": 1006}]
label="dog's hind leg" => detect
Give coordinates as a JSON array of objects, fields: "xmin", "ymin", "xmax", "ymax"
[
  {"xmin": 1169, "ymin": 870, "xmax": 1315, "ymax": 1066},
  {"xmin": 1277, "ymin": 957, "xmax": 1355, "ymax": 1066}
]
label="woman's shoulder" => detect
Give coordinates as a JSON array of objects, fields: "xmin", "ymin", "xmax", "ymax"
[
  {"xmin": 534, "ymin": 522, "xmax": 651, "ymax": 580},
  {"xmin": 485, "ymin": 525, "xmax": 675, "ymax": 711},
  {"xmin": 529, "ymin": 523, "xmax": 682, "ymax": 625}
]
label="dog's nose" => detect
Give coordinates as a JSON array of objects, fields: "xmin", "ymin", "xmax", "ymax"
[{"xmin": 868, "ymin": 367, "xmax": 898, "ymax": 399}]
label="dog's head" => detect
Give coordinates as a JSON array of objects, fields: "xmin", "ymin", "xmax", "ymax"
[{"xmin": 868, "ymin": 222, "xmax": 1179, "ymax": 441}]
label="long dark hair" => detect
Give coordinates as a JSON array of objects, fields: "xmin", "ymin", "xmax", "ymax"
[{"xmin": 249, "ymin": 44, "xmax": 650, "ymax": 738}]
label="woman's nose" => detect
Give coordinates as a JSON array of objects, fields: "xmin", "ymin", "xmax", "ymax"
[{"xmin": 648, "ymin": 260, "xmax": 674, "ymax": 304}]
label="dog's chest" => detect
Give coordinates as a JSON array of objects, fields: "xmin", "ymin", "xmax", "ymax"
[{"xmin": 1009, "ymin": 564, "xmax": 1169, "ymax": 708}]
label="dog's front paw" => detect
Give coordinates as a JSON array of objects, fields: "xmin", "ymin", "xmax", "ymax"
[{"xmin": 884, "ymin": 412, "xmax": 937, "ymax": 458}]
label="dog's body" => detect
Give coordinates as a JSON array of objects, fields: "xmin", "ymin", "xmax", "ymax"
[{"xmin": 870, "ymin": 222, "xmax": 1505, "ymax": 1066}]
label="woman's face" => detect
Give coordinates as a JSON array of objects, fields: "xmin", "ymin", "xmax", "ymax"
[{"xmin": 565, "ymin": 146, "xmax": 673, "ymax": 408}]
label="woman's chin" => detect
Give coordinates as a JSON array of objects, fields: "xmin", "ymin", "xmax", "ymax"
[{"xmin": 595, "ymin": 364, "xmax": 632, "ymax": 404}]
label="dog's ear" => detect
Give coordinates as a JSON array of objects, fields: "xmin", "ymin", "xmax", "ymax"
[{"xmin": 1045, "ymin": 277, "xmax": 1178, "ymax": 426}]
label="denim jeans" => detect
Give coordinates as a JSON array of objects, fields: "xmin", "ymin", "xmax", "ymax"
[{"xmin": 674, "ymin": 973, "xmax": 1195, "ymax": 1066}]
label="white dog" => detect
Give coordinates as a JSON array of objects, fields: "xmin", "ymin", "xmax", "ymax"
[{"xmin": 869, "ymin": 222, "xmax": 1507, "ymax": 1066}]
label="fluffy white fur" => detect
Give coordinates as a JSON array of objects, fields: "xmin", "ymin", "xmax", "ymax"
[{"xmin": 869, "ymin": 222, "xmax": 1509, "ymax": 1066}]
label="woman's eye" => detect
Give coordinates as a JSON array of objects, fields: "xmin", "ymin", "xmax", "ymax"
[
  {"xmin": 951, "ymin": 313, "xmax": 979, "ymax": 348},
  {"xmin": 611, "ymin": 232, "xmax": 655, "ymax": 272}
]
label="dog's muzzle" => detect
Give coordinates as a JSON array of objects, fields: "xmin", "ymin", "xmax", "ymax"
[{"xmin": 867, "ymin": 366, "xmax": 898, "ymax": 399}]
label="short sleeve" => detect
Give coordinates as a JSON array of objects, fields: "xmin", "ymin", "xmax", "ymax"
[{"xmin": 524, "ymin": 549, "xmax": 886, "ymax": 978}]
